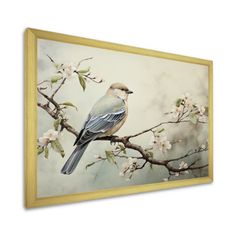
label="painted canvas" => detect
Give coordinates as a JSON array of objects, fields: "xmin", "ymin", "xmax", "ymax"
[{"xmin": 25, "ymin": 29, "xmax": 213, "ymax": 207}]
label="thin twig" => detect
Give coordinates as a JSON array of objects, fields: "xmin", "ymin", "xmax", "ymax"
[
  {"xmin": 165, "ymin": 147, "xmax": 208, "ymax": 163},
  {"xmin": 47, "ymin": 54, "xmax": 55, "ymax": 63},
  {"xmin": 127, "ymin": 120, "xmax": 190, "ymax": 139},
  {"xmin": 136, "ymin": 161, "xmax": 148, "ymax": 170},
  {"xmin": 83, "ymin": 74, "xmax": 103, "ymax": 83},
  {"xmin": 77, "ymin": 57, "xmax": 93, "ymax": 68},
  {"xmin": 37, "ymin": 80, "xmax": 51, "ymax": 86},
  {"xmin": 51, "ymin": 78, "xmax": 67, "ymax": 99}
]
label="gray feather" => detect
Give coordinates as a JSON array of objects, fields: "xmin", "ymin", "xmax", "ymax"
[
  {"xmin": 61, "ymin": 143, "xmax": 89, "ymax": 175},
  {"xmin": 61, "ymin": 95, "xmax": 126, "ymax": 174},
  {"xmin": 86, "ymin": 109, "xmax": 126, "ymax": 132},
  {"xmin": 74, "ymin": 106, "xmax": 126, "ymax": 147}
]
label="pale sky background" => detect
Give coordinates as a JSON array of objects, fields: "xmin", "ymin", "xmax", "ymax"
[{"xmin": 37, "ymin": 39, "xmax": 208, "ymax": 198}]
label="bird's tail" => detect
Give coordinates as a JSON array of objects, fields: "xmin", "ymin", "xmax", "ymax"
[{"xmin": 61, "ymin": 143, "xmax": 89, "ymax": 175}]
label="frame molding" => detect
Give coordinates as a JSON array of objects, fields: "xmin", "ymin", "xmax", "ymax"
[{"xmin": 24, "ymin": 28, "xmax": 213, "ymax": 208}]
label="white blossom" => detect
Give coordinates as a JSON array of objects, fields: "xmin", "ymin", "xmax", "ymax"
[
  {"xmin": 171, "ymin": 93, "xmax": 194, "ymax": 119},
  {"xmin": 119, "ymin": 157, "xmax": 138, "ymax": 179},
  {"xmin": 196, "ymin": 105, "xmax": 206, "ymax": 116},
  {"xmin": 179, "ymin": 161, "xmax": 189, "ymax": 174},
  {"xmin": 58, "ymin": 63, "xmax": 77, "ymax": 80},
  {"xmin": 194, "ymin": 104, "xmax": 207, "ymax": 122},
  {"xmin": 39, "ymin": 129, "xmax": 59, "ymax": 146},
  {"xmin": 39, "ymin": 136, "xmax": 49, "ymax": 146},
  {"xmin": 172, "ymin": 105, "xmax": 183, "ymax": 119},
  {"xmin": 43, "ymin": 129, "xmax": 59, "ymax": 141},
  {"xmin": 152, "ymin": 134, "xmax": 172, "ymax": 153},
  {"xmin": 181, "ymin": 92, "xmax": 193, "ymax": 108},
  {"xmin": 179, "ymin": 161, "xmax": 188, "ymax": 169},
  {"xmin": 163, "ymin": 178, "xmax": 169, "ymax": 182}
]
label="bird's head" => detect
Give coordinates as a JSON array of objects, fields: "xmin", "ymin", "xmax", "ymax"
[{"xmin": 107, "ymin": 83, "xmax": 133, "ymax": 100}]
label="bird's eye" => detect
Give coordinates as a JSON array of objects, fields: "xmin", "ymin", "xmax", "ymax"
[{"xmin": 121, "ymin": 88, "xmax": 124, "ymax": 91}]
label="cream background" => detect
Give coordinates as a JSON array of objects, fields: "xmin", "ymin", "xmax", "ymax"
[{"xmin": 37, "ymin": 39, "xmax": 208, "ymax": 197}]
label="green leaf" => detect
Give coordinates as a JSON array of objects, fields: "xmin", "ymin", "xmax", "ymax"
[
  {"xmin": 44, "ymin": 146, "xmax": 49, "ymax": 159},
  {"xmin": 78, "ymin": 74, "xmax": 86, "ymax": 91},
  {"xmin": 176, "ymin": 98, "xmax": 182, "ymax": 107},
  {"xmin": 118, "ymin": 144, "xmax": 126, "ymax": 154},
  {"xmin": 189, "ymin": 112, "xmax": 198, "ymax": 124},
  {"xmin": 51, "ymin": 141, "xmax": 57, "ymax": 151},
  {"xmin": 56, "ymin": 139, "xmax": 65, "ymax": 157},
  {"xmin": 51, "ymin": 75, "xmax": 62, "ymax": 83},
  {"xmin": 157, "ymin": 128, "xmax": 165, "ymax": 133},
  {"xmin": 54, "ymin": 63, "xmax": 60, "ymax": 69},
  {"xmin": 37, "ymin": 146, "xmax": 44, "ymax": 155},
  {"xmin": 105, "ymin": 151, "xmax": 117, "ymax": 165},
  {"xmin": 51, "ymin": 139, "xmax": 65, "ymax": 157},
  {"xmin": 204, "ymin": 106, "xmax": 209, "ymax": 116},
  {"xmin": 53, "ymin": 119, "xmax": 61, "ymax": 130},
  {"xmin": 85, "ymin": 162, "xmax": 96, "ymax": 170},
  {"xmin": 78, "ymin": 67, "xmax": 90, "ymax": 74},
  {"xmin": 54, "ymin": 63, "xmax": 63, "ymax": 70},
  {"xmin": 61, "ymin": 102, "xmax": 78, "ymax": 111}
]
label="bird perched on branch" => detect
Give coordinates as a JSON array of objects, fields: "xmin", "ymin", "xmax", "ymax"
[{"xmin": 61, "ymin": 82, "xmax": 133, "ymax": 175}]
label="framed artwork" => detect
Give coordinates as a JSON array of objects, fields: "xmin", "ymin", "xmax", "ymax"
[{"xmin": 24, "ymin": 28, "xmax": 213, "ymax": 208}]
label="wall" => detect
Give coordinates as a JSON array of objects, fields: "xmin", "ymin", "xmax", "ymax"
[{"xmin": 0, "ymin": 0, "xmax": 235, "ymax": 235}]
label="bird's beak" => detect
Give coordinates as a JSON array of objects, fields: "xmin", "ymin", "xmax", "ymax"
[{"xmin": 127, "ymin": 90, "xmax": 133, "ymax": 94}]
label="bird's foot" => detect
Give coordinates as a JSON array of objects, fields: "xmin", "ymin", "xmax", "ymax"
[{"xmin": 110, "ymin": 135, "xmax": 119, "ymax": 145}]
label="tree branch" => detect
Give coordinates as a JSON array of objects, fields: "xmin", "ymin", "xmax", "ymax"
[
  {"xmin": 37, "ymin": 101, "xmax": 79, "ymax": 137},
  {"xmin": 37, "ymin": 55, "xmax": 208, "ymax": 179},
  {"xmin": 128, "ymin": 120, "xmax": 190, "ymax": 139},
  {"xmin": 38, "ymin": 85, "xmax": 208, "ymax": 175},
  {"xmin": 37, "ymin": 88, "xmax": 60, "ymax": 110},
  {"xmin": 95, "ymin": 135, "xmax": 208, "ymax": 174},
  {"xmin": 51, "ymin": 78, "xmax": 67, "ymax": 99}
]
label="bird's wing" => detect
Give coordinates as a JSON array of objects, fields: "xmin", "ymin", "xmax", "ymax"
[
  {"xmin": 74, "ymin": 96, "xmax": 126, "ymax": 146},
  {"xmin": 86, "ymin": 107, "xmax": 126, "ymax": 132},
  {"xmin": 74, "ymin": 108, "xmax": 126, "ymax": 146}
]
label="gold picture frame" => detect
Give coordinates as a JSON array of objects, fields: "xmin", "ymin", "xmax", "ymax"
[{"xmin": 24, "ymin": 28, "xmax": 213, "ymax": 208}]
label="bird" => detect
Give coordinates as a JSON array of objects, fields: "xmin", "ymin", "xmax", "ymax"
[{"xmin": 61, "ymin": 82, "xmax": 133, "ymax": 175}]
